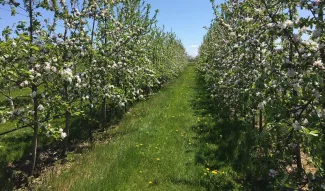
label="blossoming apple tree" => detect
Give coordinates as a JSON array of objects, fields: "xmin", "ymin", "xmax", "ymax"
[
  {"xmin": 198, "ymin": 0, "xmax": 325, "ymax": 189},
  {"xmin": 0, "ymin": 0, "xmax": 187, "ymax": 176}
]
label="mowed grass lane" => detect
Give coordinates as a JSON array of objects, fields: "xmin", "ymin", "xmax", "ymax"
[{"xmin": 37, "ymin": 64, "xmax": 205, "ymax": 191}]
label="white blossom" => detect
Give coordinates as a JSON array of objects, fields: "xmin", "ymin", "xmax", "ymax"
[
  {"xmin": 286, "ymin": 165, "xmax": 294, "ymax": 174},
  {"xmin": 287, "ymin": 68, "xmax": 295, "ymax": 77},
  {"xmin": 51, "ymin": 66, "xmax": 57, "ymax": 72},
  {"xmin": 22, "ymin": 118, "xmax": 28, "ymax": 123},
  {"xmin": 312, "ymin": 29, "xmax": 322, "ymax": 38},
  {"xmin": 44, "ymin": 62, "xmax": 51, "ymax": 72},
  {"xmin": 321, "ymin": 184, "xmax": 325, "ymax": 189},
  {"xmin": 268, "ymin": 169, "xmax": 278, "ymax": 178},
  {"xmin": 1, "ymin": 118, "xmax": 6, "ymax": 124},
  {"xmin": 293, "ymin": 121, "xmax": 301, "ymax": 131},
  {"xmin": 258, "ymin": 102, "xmax": 265, "ymax": 110},
  {"xmin": 278, "ymin": 22, "xmax": 287, "ymax": 30},
  {"xmin": 314, "ymin": 90, "xmax": 320, "ymax": 99},
  {"xmin": 244, "ymin": 17, "xmax": 253, "ymax": 22},
  {"xmin": 76, "ymin": 76, "xmax": 81, "ymax": 83},
  {"xmin": 61, "ymin": 132, "xmax": 67, "ymax": 139},
  {"xmin": 284, "ymin": 20, "xmax": 294, "ymax": 28},
  {"xmin": 37, "ymin": 104, "xmax": 44, "ymax": 111},
  {"xmin": 31, "ymin": 91, "xmax": 37, "ymax": 98},
  {"xmin": 267, "ymin": 23, "xmax": 275, "ymax": 28},
  {"xmin": 29, "ymin": 110, "xmax": 35, "ymax": 115},
  {"xmin": 313, "ymin": 60, "xmax": 323, "ymax": 67},
  {"xmin": 299, "ymin": 26, "xmax": 308, "ymax": 33},
  {"xmin": 119, "ymin": 102, "xmax": 125, "ymax": 107},
  {"xmin": 60, "ymin": 68, "xmax": 73, "ymax": 82},
  {"xmin": 20, "ymin": 81, "xmax": 26, "ymax": 87},
  {"xmin": 303, "ymin": 118, "xmax": 308, "ymax": 125}
]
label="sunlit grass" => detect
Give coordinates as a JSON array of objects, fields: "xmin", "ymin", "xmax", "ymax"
[
  {"xmin": 0, "ymin": 87, "xmax": 30, "ymax": 102},
  {"xmin": 36, "ymin": 64, "xmax": 205, "ymax": 191}
]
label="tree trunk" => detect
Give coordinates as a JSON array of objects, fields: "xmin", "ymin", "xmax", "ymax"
[
  {"xmin": 259, "ymin": 110, "xmax": 263, "ymax": 132},
  {"xmin": 30, "ymin": 85, "xmax": 38, "ymax": 176},
  {"xmin": 104, "ymin": 97, "xmax": 107, "ymax": 126},
  {"xmin": 63, "ymin": 81, "xmax": 70, "ymax": 156}
]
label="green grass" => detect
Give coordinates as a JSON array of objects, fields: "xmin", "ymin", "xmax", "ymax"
[
  {"xmin": 0, "ymin": 117, "xmax": 65, "ymax": 189},
  {"xmin": 0, "ymin": 87, "xmax": 32, "ymax": 171},
  {"xmin": 0, "ymin": 87, "xmax": 30, "ymax": 102},
  {"xmin": 2, "ymin": 61, "xmax": 316, "ymax": 190},
  {"xmin": 0, "ymin": 122, "xmax": 33, "ymax": 188},
  {"xmin": 1, "ymin": 64, "xmax": 259, "ymax": 190},
  {"xmin": 36, "ymin": 64, "xmax": 206, "ymax": 191},
  {"xmin": 0, "ymin": 84, "xmax": 65, "ymax": 189}
]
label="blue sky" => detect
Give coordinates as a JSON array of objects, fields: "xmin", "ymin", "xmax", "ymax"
[
  {"xmin": 0, "ymin": 0, "xmax": 214, "ymax": 57},
  {"xmin": 146, "ymin": 0, "xmax": 214, "ymax": 57}
]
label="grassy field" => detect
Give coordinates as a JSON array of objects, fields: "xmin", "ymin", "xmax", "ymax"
[
  {"xmin": 0, "ymin": 87, "xmax": 33, "ymax": 187},
  {"xmin": 2, "ymin": 64, "xmax": 258, "ymax": 190},
  {"xmin": 0, "ymin": 86, "xmax": 76, "ymax": 189},
  {"xmin": 0, "ymin": 87, "xmax": 33, "ymax": 166},
  {"xmin": 34, "ymin": 64, "xmax": 208, "ymax": 190},
  {"xmin": 0, "ymin": 88, "xmax": 30, "ymax": 102},
  {"xmin": 0, "ymin": 123, "xmax": 33, "ymax": 186}
]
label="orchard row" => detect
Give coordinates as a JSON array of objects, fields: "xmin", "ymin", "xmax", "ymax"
[
  {"xmin": 0, "ymin": 0, "xmax": 188, "ymax": 176},
  {"xmin": 198, "ymin": 0, "xmax": 324, "ymax": 189}
]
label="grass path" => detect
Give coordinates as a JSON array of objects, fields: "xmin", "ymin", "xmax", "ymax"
[{"xmin": 37, "ymin": 64, "xmax": 206, "ymax": 191}]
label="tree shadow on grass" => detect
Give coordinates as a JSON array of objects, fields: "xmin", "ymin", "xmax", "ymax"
[
  {"xmin": 0, "ymin": 106, "xmax": 137, "ymax": 190},
  {"xmin": 190, "ymin": 71, "xmax": 275, "ymax": 191}
]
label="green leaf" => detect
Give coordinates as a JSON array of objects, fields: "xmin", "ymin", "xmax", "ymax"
[
  {"xmin": 31, "ymin": 45, "xmax": 40, "ymax": 51},
  {"xmin": 20, "ymin": 69, "xmax": 32, "ymax": 75},
  {"xmin": 11, "ymin": 7, "xmax": 16, "ymax": 16},
  {"xmin": 20, "ymin": 35, "xmax": 30, "ymax": 41},
  {"xmin": 309, "ymin": 130, "xmax": 319, "ymax": 137}
]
